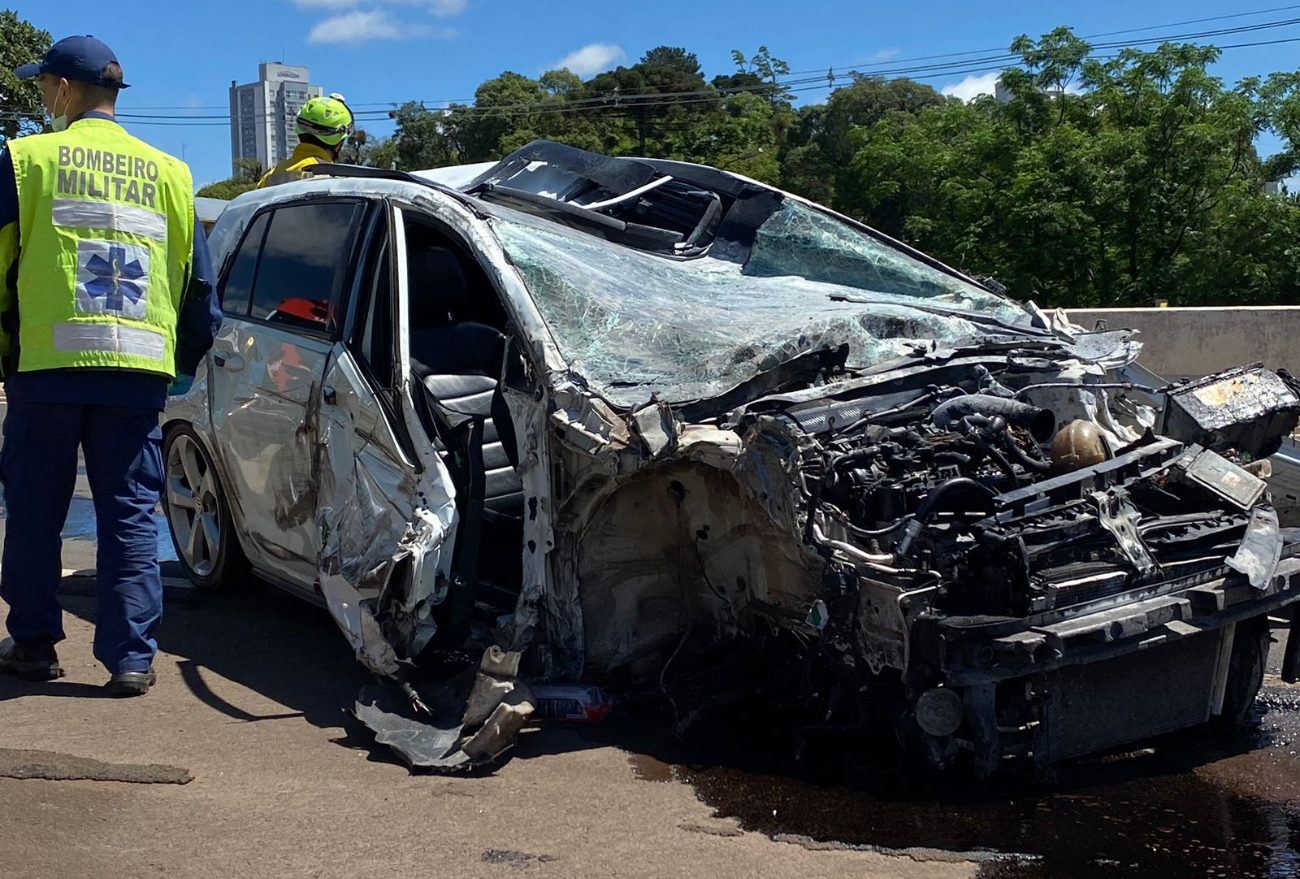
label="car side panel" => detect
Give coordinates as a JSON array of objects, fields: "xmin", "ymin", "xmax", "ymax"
[{"xmin": 207, "ymin": 318, "xmax": 332, "ymax": 590}]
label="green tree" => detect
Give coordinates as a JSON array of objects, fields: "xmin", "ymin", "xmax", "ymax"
[
  {"xmin": 842, "ymin": 29, "xmax": 1291, "ymax": 307},
  {"xmin": 385, "ymin": 101, "xmax": 467, "ymax": 170},
  {"xmin": 0, "ymin": 11, "xmax": 52, "ymax": 144},
  {"xmin": 586, "ymin": 47, "xmax": 717, "ymax": 155},
  {"xmin": 196, "ymin": 159, "xmax": 263, "ymax": 200},
  {"xmin": 732, "ymin": 46, "xmax": 792, "ymax": 104},
  {"xmin": 783, "ymin": 75, "xmax": 945, "ymax": 208}
]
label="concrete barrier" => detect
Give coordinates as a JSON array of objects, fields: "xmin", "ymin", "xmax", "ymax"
[{"xmin": 1065, "ymin": 307, "xmax": 1300, "ymax": 381}]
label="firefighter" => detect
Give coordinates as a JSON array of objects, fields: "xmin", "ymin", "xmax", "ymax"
[{"xmin": 257, "ymin": 93, "xmax": 354, "ymax": 188}]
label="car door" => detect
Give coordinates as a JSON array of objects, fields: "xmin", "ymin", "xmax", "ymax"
[
  {"xmin": 315, "ymin": 201, "xmax": 462, "ymax": 664},
  {"xmin": 208, "ymin": 198, "xmax": 367, "ymax": 591}
]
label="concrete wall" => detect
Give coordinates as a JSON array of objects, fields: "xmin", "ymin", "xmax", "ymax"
[{"xmin": 1065, "ymin": 306, "xmax": 1300, "ymax": 380}]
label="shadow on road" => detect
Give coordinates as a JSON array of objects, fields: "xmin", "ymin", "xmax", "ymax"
[{"xmin": 46, "ymin": 564, "xmax": 369, "ymax": 733}]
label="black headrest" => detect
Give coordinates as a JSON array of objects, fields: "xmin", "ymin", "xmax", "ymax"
[{"xmin": 409, "ymin": 246, "xmax": 471, "ymax": 328}]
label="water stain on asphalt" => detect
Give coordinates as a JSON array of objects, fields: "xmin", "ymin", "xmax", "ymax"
[
  {"xmin": 609, "ymin": 681, "xmax": 1300, "ymax": 879},
  {"xmin": 0, "ymin": 748, "xmax": 192, "ymax": 785}
]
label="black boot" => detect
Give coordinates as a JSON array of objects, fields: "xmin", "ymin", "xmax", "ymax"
[
  {"xmin": 106, "ymin": 668, "xmax": 156, "ymax": 697},
  {"xmin": 0, "ymin": 637, "xmax": 63, "ymax": 682}
]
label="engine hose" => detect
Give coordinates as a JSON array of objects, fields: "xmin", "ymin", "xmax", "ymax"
[
  {"xmin": 930, "ymin": 450, "xmax": 973, "ymax": 466},
  {"xmin": 971, "ymin": 429, "xmax": 1021, "ymax": 483},
  {"xmin": 829, "ymin": 444, "xmax": 881, "ymax": 472},
  {"xmin": 842, "ymin": 517, "xmax": 907, "ymax": 540},
  {"xmin": 912, "ymin": 477, "xmax": 996, "ymax": 523},
  {"xmin": 896, "ymin": 477, "xmax": 998, "ymax": 558},
  {"xmin": 979, "ymin": 415, "xmax": 1050, "ymax": 472},
  {"xmin": 931, "ymin": 394, "xmax": 1056, "ymax": 442},
  {"xmin": 1000, "ymin": 434, "xmax": 1051, "ymax": 472}
]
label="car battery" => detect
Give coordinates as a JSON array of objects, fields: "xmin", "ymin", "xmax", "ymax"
[{"xmin": 1161, "ymin": 364, "xmax": 1300, "ymax": 460}]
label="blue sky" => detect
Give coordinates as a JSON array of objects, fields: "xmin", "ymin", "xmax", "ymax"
[{"xmin": 15, "ymin": 0, "xmax": 1300, "ymax": 187}]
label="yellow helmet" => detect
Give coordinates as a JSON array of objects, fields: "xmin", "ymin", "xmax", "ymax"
[{"xmin": 296, "ymin": 93, "xmax": 354, "ymax": 147}]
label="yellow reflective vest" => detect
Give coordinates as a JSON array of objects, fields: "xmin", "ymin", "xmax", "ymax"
[
  {"xmin": 256, "ymin": 142, "xmax": 334, "ymax": 189},
  {"xmin": 1, "ymin": 117, "xmax": 194, "ymax": 378}
]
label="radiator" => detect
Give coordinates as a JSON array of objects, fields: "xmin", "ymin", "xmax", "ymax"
[{"xmin": 1043, "ymin": 630, "xmax": 1223, "ymax": 762}]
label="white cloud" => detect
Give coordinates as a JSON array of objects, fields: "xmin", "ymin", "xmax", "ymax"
[
  {"xmin": 309, "ymin": 10, "xmax": 429, "ymax": 43},
  {"xmin": 552, "ymin": 43, "xmax": 626, "ymax": 78},
  {"xmin": 942, "ymin": 72, "xmax": 1001, "ymax": 102},
  {"xmin": 866, "ymin": 48, "xmax": 901, "ymax": 64},
  {"xmin": 295, "ymin": 0, "xmax": 469, "ymax": 42}
]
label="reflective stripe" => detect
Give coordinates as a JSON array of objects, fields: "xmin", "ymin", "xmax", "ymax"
[
  {"xmin": 51, "ymin": 198, "xmax": 167, "ymax": 242},
  {"xmin": 53, "ymin": 323, "xmax": 166, "ymax": 361}
]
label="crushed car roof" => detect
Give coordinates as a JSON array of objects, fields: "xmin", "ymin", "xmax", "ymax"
[{"xmin": 216, "ymin": 143, "xmax": 1069, "ymax": 408}]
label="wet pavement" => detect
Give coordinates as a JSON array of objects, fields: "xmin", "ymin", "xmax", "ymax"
[{"xmin": 599, "ymin": 633, "xmax": 1300, "ymax": 879}]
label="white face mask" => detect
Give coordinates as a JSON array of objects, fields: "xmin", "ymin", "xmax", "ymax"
[{"xmin": 47, "ymin": 86, "xmax": 70, "ymax": 133}]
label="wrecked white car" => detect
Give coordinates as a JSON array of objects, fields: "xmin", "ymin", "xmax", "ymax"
[{"xmin": 165, "ymin": 141, "xmax": 1300, "ymax": 775}]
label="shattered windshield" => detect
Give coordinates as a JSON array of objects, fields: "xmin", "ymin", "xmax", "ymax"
[{"xmin": 494, "ymin": 200, "xmax": 1035, "ymax": 407}]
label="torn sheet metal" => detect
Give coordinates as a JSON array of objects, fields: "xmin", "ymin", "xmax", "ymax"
[
  {"xmin": 322, "ymin": 574, "xmax": 401, "ymax": 677},
  {"xmin": 355, "ymin": 682, "xmax": 470, "ymax": 770},
  {"xmin": 353, "ymin": 648, "xmax": 535, "ymax": 772},
  {"xmin": 314, "ymin": 348, "xmax": 459, "ymax": 665},
  {"xmin": 629, "ymin": 397, "xmax": 678, "ymax": 458},
  {"xmin": 1227, "ymin": 506, "xmax": 1283, "ymax": 590}
]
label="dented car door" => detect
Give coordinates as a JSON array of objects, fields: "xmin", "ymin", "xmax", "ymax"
[
  {"xmin": 316, "ymin": 202, "xmax": 461, "ymax": 669},
  {"xmin": 208, "ymin": 200, "xmax": 365, "ymax": 589}
]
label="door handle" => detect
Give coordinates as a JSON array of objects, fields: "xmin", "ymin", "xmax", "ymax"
[
  {"xmin": 213, "ymin": 351, "xmax": 245, "ymax": 371},
  {"xmin": 322, "ymin": 385, "xmax": 337, "ymax": 405}
]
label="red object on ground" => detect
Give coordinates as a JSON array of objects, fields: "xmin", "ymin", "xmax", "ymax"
[{"xmin": 531, "ymin": 685, "xmax": 614, "ymax": 723}]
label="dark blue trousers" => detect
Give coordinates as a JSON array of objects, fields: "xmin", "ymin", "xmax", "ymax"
[{"xmin": 0, "ymin": 400, "xmax": 164, "ymax": 674}]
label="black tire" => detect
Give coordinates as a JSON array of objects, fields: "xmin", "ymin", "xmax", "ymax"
[
  {"xmin": 1218, "ymin": 615, "xmax": 1272, "ymax": 728},
  {"xmin": 161, "ymin": 423, "xmax": 250, "ymax": 590}
]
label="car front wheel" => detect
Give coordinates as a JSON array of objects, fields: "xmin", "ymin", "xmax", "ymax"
[{"xmin": 162, "ymin": 424, "xmax": 249, "ymax": 590}]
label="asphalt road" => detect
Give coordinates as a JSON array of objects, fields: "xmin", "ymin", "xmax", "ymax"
[{"xmin": 0, "ymin": 399, "xmax": 968, "ymax": 879}]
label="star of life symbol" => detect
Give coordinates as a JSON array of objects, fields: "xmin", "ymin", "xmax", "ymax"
[
  {"xmin": 75, "ymin": 240, "xmax": 149, "ymax": 319},
  {"xmin": 85, "ymin": 245, "xmax": 147, "ymax": 312}
]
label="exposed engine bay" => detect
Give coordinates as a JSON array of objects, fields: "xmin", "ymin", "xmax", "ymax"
[{"xmin": 730, "ymin": 352, "xmax": 1300, "ymax": 776}]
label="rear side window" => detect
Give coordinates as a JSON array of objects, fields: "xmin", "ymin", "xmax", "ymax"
[
  {"xmin": 219, "ymin": 212, "xmax": 268, "ymax": 317},
  {"xmin": 250, "ymin": 202, "xmax": 363, "ymax": 332}
]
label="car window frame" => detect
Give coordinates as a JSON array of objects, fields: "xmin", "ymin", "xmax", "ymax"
[
  {"xmin": 215, "ymin": 196, "xmax": 372, "ymax": 343},
  {"xmin": 340, "ymin": 199, "xmax": 424, "ymax": 471},
  {"xmin": 343, "ymin": 199, "xmax": 396, "ymax": 389}
]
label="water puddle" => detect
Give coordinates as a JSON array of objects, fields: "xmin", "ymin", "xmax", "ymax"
[{"xmin": 605, "ymin": 682, "xmax": 1300, "ymax": 879}]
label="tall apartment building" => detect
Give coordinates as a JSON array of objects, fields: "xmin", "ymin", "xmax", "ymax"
[{"xmin": 229, "ymin": 63, "xmax": 322, "ymax": 176}]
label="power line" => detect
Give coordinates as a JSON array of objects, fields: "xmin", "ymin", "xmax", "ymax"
[{"xmin": 792, "ymin": 3, "xmax": 1300, "ymax": 75}]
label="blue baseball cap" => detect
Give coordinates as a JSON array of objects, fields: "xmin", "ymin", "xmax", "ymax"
[{"xmin": 15, "ymin": 35, "xmax": 130, "ymax": 89}]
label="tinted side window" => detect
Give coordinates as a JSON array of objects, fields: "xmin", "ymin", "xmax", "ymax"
[
  {"xmin": 250, "ymin": 202, "xmax": 363, "ymax": 333},
  {"xmin": 219, "ymin": 212, "xmax": 268, "ymax": 318}
]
